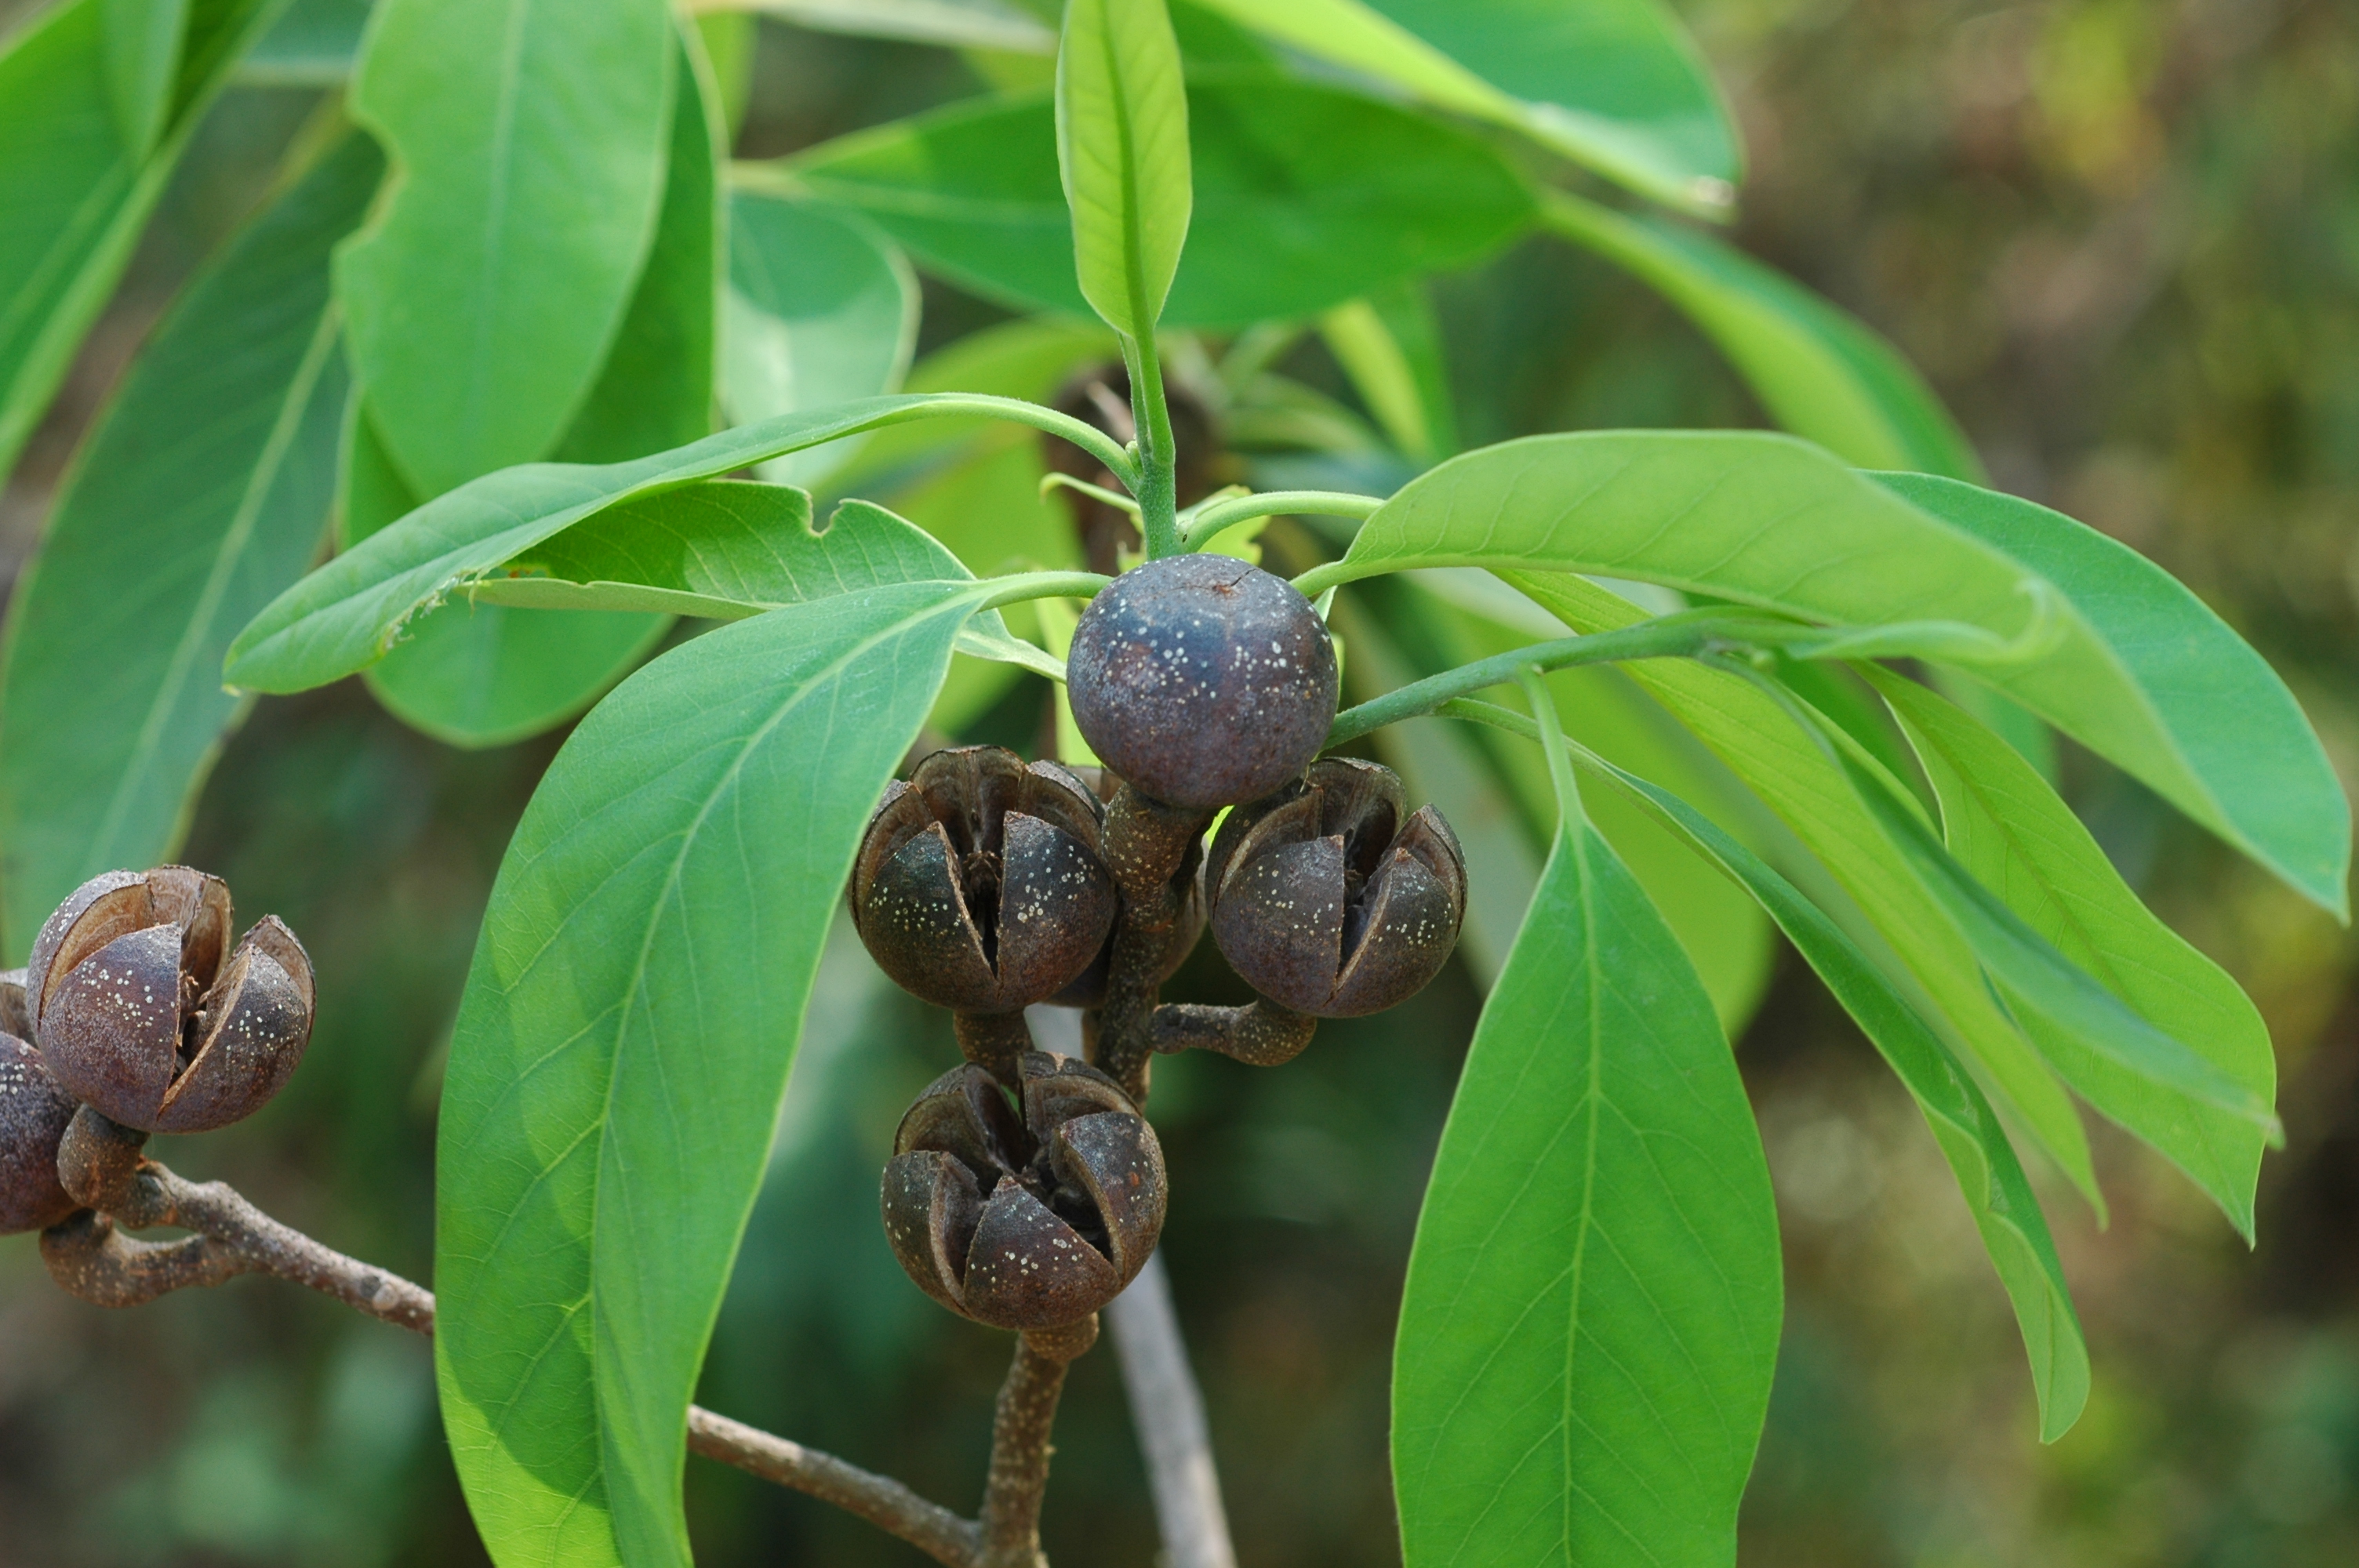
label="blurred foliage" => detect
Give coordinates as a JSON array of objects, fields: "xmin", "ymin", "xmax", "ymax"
[{"xmin": 2, "ymin": 1, "xmax": 2357, "ymax": 1564}]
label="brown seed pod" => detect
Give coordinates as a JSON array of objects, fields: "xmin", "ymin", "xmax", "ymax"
[
  {"xmin": 1066, "ymin": 555, "xmax": 1339, "ymax": 810},
  {"xmin": 26, "ymin": 868, "xmax": 316, "ymax": 1134},
  {"xmin": 0, "ymin": 1033, "xmax": 80, "ymax": 1234},
  {"xmin": 880, "ymin": 1052, "xmax": 1165, "ymax": 1330},
  {"xmin": 1205, "ymin": 757, "xmax": 1466, "ymax": 1017},
  {"xmin": 851, "ymin": 749, "xmax": 1118, "ymax": 1014}
]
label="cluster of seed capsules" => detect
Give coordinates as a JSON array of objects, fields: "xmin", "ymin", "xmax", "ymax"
[
  {"xmin": 0, "ymin": 867, "xmax": 317, "ymax": 1235},
  {"xmin": 852, "ymin": 555, "xmax": 1468, "ymax": 1331}
]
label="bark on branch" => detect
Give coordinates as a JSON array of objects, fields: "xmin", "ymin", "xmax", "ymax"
[{"xmin": 38, "ymin": 1109, "xmax": 1012, "ymax": 1567}]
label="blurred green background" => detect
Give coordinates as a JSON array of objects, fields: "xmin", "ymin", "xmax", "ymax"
[{"xmin": 2, "ymin": 1, "xmax": 2357, "ymax": 1563}]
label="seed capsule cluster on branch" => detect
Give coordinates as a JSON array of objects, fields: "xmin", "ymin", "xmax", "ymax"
[
  {"xmin": 854, "ymin": 554, "xmax": 1467, "ymax": 1333},
  {"xmin": 0, "ymin": 868, "xmax": 317, "ymax": 1237}
]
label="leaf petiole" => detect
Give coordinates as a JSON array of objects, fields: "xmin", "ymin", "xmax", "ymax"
[
  {"xmin": 1177, "ymin": 489, "xmax": 1384, "ymax": 551},
  {"xmin": 976, "ymin": 571, "xmax": 1112, "ymax": 612},
  {"xmin": 1324, "ymin": 608, "xmax": 1780, "ymax": 749},
  {"xmin": 1041, "ymin": 470, "xmax": 1142, "ymax": 517},
  {"xmin": 1513, "ymin": 667, "xmax": 1585, "ymax": 834}
]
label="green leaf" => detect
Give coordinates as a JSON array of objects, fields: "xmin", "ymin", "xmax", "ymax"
[
  {"xmin": 482, "ymin": 484, "xmax": 1058, "ymax": 677},
  {"xmin": 780, "ymin": 80, "xmax": 1532, "ymax": 329},
  {"xmin": 225, "ymin": 390, "xmax": 1117, "ymax": 695},
  {"xmin": 1558, "ymin": 739, "xmax": 2088, "ymax": 1442},
  {"xmin": 337, "ymin": 0, "xmax": 677, "ymax": 496},
  {"xmin": 350, "ymin": 37, "xmax": 733, "ymax": 751},
  {"xmin": 722, "ymin": 194, "xmax": 918, "ymax": 488},
  {"xmin": 1393, "ymin": 712, "xmax": 1779, "ymax": 1566},
  {"xmin": 1305, "ymin": 432, "xmax": 2349, "ymax": 920},
  {"xmin": 553, "ymin": 32, "xmax": 722, "ymax": 470},
  {"xmin": 1191, "ymin": 0, "xmax": 1738, "ymax": 214},
  {"xmin": 1541, "ymin": 190, "xmax": 1979, "ymax": 479},
  {"xmin": 487, "ymin": 485, "xmax": 960, "ymax": 609},
  {"xmin": 435, "ymin": 579, "xmax": 988, "ymax": 1568},
  {"xmin": 102, "ymin": 0, "xmax": 187, "ymax": 156},
  {"xmin": 1506, "ymin": 568, "xmax": 2104, "ymax": 1210},
  {"xmin": 1867, "ymin": 670, "xmax": 2275, "ymax": 1239},
  {"xmin": 343, "ymin": 405, "xmax": 669, "ymax": 750},
  {"xmin": 1874, "ymin": 471, "xmax": 2349, "ymax": 920},
  {"xmin": 365, "ymin": 603, "xmax": 671, "ymax": 749},
  {"xmin": 0, "ymin": 127, "xmax": 379, "ymax": 960},
  {"xmin": 0, "ymin": 0, "xmax": 278, "ymax": 485},
  {"xmin": 1814, "ymin": 681, "xmax": 2271, "ymax": 1138},
  {"xmin": 1054, "ymin": 0, "xmax": 1190, "ymax": 339}
]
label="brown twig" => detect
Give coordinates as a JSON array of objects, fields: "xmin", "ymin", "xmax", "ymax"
[
  {"xmin": 685, "ymin": 1407, "xmax": 980, "ymax": 1564},
  {"xmin": 980, "ymin": 1317, "xmax": 1098, "ymax": 1568},
  {"xmin": 38, "ymin": 1108, "xmax": 1020, "ymax": 1568}
]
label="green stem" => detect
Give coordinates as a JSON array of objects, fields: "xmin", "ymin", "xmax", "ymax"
[
  {"xmin": 1123, "ymin": 332, "xmax": 1180, "ymax": 558},
  {"xmin": 1323, "ymin": 610, "xmax": 1774, "ymax": 750},
  {"xmin": 978, "ymin": 572, "xmax": 1114, "ymax": 611},
  {"xmin": 1177, "ymin": 491, "xmax": 1383, "ymax": 551}
]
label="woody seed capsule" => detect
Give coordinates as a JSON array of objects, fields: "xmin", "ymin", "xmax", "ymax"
[
  {"xmin": 27, "ymin": 868, "xmax": 315, "ymax": 1134},
  {"xmin": 852, "ymin": 748, "xmax": 1118, "ymax": 1014},
  {"xmin": 1205, "ymin": 757, "xmax": 1466, "ymax": 1016},
  {"xmin": 881, "ymin": 1051, "xmax": 1165, "ymax": 1330}
]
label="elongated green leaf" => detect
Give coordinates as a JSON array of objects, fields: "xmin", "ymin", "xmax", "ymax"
[
  {"xmin": 1305, "ymin": 432, "xmax": 2035, "ymax": 623},
  {"xmin": 1192, "ymin": 0, "xmax": 1736, "ymax": 213},
  {"xmin": 478, "ymin": 485, "xmax": 1056, "ymax": 675},
  {"xmin": 490, "ymin": 485, "xmax": 956, "ymax": 608},
  {"xmin": 1394, "ymin": 719, "xmax": 1779, "ymax": 1566},
  {"xmin": 338, "ymin": 0, "xmax": 676, "ymax": 496},
  {"xmin": 1817, "ymin": 690, "xmax": 2272, "ymax": 1140},
  {"xmin": 1558, "ymin": 739, "xmax": 2087, "ymax": 1442},
  {"xmin": 1055, "ymin": 0, "xmax": 1189, "ymax": 338},
  {"xmin": 226, "ymin": 391, "xmax": 1114, "ymax": 694},
  {"xmin": 722, "ymin": 194, "xmax": 918, "ymax": 488},
  {"xmin": 0, "ymin": 0, "xmax": 279, "ymax": 484},
  {"xmin": 1874, "ymin": 471, "xmax": 2348, "ymax": 920},
  {"xmin": 436, "ymin": 579, "xmax": 987, "ymax": 1568},
  {"xmin": 1541, "ymin": 190, "xmax": 1979, "ymax": 479},
  {"xmin": 781, "ymin": 80, "xmax": 1531, "ymax": 329},
  {"xmin": 1306, "ymin": 433, "xmax": 2348, "ymax": 921},
  {"xmin": 1506, "ymin": 569, "xmax": 2103, "ymax": 1208},
  {"xmin": 1868, "ymin": 670, "xmax": 2274, "ymax": 1237},
  {"xmin": 0, "ymin": 128, "xmax": 377, "ymax": 960}
]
